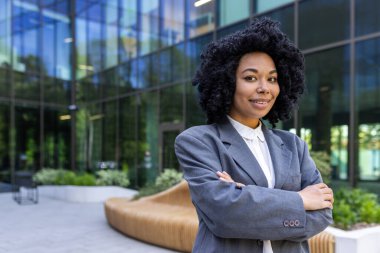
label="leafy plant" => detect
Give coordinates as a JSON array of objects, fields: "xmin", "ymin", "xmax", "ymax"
[
  {"xmin": 33, "ymin": 168, "xmax": 67, "ymax": 185},
  {"xmin": 33, "ymin": 168, "xmax": 127, "ymax": 187},
  {"xmin": 96, "ymin": 170, "xmax": 130, "ymax": 188},
  {"xmin": 310, "ymin": 151, "xmax": 332, "ymax": 184},
  {"xmin": 136, "ymin": 168, "xmax": 183, "ymax": 198},
  {"xmin": 333, "ymin": 188, "xmax": 380, "ymax": 230}
]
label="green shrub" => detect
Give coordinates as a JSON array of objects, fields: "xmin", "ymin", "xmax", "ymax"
[
  {"xmin": 74, "ymin": 173, "xmax": 96, "ymax": 186},
  {"xmin": 33, "ymin": 168, "xmax": 67, "ymax": 185},
  {"xmin": 96, "ymin": 170, "xmax": 130, "ymax": 187},
  {"xmin": 33, "ymin": 168, "xmax": 123, "ymax": 187},
  {"xmin": 136, "ymin": 168, "xmax": 183, "ymax": 198},
  {"xmin": 310, "ymin": 151, "xmax": 331, "ymax": 184},
  {"xmin": 333, "ymin": 188, "xmax": 380, "ymax": 230}
]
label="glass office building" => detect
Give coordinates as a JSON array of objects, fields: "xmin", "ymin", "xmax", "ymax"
[{"xmin": 0, "ymin": 0, "xmax": 379, "ymax": 191}]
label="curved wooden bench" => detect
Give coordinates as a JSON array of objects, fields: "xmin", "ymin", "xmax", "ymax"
[
  {"xmin": 104, "ymin": 180, "xmax": 334, "ymax": 253},
  {"xmin": 105, "ymin": 180, "xmax": 198, "ymax": 252}
]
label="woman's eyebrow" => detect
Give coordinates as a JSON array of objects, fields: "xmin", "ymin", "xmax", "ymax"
[
  {"xmin": 242, "ymin": 68, "xmax": 258, "ymax": 73},
  {"xmin": 242, "ymin": 68, "xmax": 277, "ymax": 74}
]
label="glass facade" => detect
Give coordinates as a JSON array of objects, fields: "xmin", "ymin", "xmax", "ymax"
[{"xmin": 0, "ymin": 0, "xmax": 379, "ymax": 192}]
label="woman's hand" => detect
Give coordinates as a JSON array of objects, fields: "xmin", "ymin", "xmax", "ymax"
[
  {"xmin": 298, "ymin": 183, "xmax": 334, "ymax": 210},
  {"xmin": 217, "ymin": 171, "xmax": 245, "ymax": 188}
]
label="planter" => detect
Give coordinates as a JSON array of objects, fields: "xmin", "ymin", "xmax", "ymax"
[
  {"xmin": 38, "ymin": 185, "xmax": 138, "ymax": 203},
  {"xmin": 325, "ymin": 226, "xmax": 380, "ymax": 253}
]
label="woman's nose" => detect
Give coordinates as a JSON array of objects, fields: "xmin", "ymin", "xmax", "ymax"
[{"xmin": 256, "ymin": 80, "xmax": 269, "ymax": 93}]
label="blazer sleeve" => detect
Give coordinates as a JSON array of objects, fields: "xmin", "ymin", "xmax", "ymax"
[
  {"xmin": 286, "ymin": 140, "xmax": 333, "ymax": 242},
  {"xmin": 175, "ymin": 130, "xmax": 330, "ymax": 241}
]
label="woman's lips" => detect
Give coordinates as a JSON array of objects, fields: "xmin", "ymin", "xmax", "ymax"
[{"xmin": 249, "ymin": 99, "xmax": 272, "ymax": 108}]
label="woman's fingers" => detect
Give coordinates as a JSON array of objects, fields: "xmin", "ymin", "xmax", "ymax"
[
  {"xmin": 216, "ymin": 171, "xmax": 246, "ymax": 188},
  {"xmin": 298, "ymin": 184, "xmax": 334, "ymax": 210}
]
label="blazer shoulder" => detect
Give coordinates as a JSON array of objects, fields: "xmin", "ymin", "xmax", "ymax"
[
  {"xmin": 177, "ymin": 124, "xmax": 218, "ymax": 138},
  {"xmin": 175, "ymin": 124, "xmax": 221, "ymax": 148},
  {"xmin": 270, "ymin": 128, "xmax": 306, "ymax": 147}
]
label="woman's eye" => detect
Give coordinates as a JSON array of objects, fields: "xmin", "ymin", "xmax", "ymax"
[
  {"xmin": 244, "ymin": 76, "xmax": 257, "ymax": 81},
  {"xmin": 268, "ymin": 77, "xmax": 277, "ymax": 83}
]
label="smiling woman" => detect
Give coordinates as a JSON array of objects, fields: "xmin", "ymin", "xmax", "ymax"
[{"xmin": 175, "ymin": 17, "xmax": 334, "ymax": 253}]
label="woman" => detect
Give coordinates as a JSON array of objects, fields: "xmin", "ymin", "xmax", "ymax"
[{"xmin": 174, "ymin": 18, "xmax": 334, "ymax": 253}]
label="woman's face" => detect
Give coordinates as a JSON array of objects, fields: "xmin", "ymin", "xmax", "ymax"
[{"xmin": 229, "ymin": 51, "xmax": 280, "ymax": 128}]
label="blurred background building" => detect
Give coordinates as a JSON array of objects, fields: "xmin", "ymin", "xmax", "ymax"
[{"xmin": 0, "ymin": 0, "xmax": 379, "ymax": 192}]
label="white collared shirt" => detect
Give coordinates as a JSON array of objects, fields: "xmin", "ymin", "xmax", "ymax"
[{"xmin": 227, "ymin": 116, "xmax": 275, "ymax": 253}]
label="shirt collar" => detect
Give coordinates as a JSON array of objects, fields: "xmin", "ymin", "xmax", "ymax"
[{"xmin": 227, "ymin": 115, "xmax": 265, "ymax": 143}]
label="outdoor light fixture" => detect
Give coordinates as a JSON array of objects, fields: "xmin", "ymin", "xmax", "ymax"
[
  {"xmin": 59, "ymin": 115, "xmax": 71, "ymax": 121},
  {"xmin": 194, "ymin": 0, "xmax": 212, "ymax": 7},
  {"xmin": 64, "ymin": 37, "xmax": 73, "ymax": 43},
  {"xmin": 78, "ymin": 65, "xmax": 94, "ymax": 71}
]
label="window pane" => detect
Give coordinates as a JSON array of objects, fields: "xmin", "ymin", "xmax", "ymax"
[
  {"xmin": 102, "ymin": 101, "xmax": 117, "ymax": 164},
  {"xmin": 120, "ymin": 0, "xmax": 137, "ymax": 60},
  {"xmin": 216, "ymin": 20, "xmax": 248, "ymax": 39},
  {"xmin": 161, "ymin": 0, "xmax": 185, "ymax": 47},
  {"xmin": 14, "ymin": 72, "xmax": 40, "ymax": 100},
  {"xmin": 76, "ymin": 18, "xmax": 87, "ymax": 79},
  {"xmin": 55, "ymin": 19, "xmax": 71, "ymax": 80},
  {"xmin": 0, "ymin": 103, "xmax": 11, "ymax": 186},
  {"xmin": 160, "ymin": 84, "xmax": 183, "ymax": 123},
  {"xmin": 139, "ymin": 0, "xmax": 159, "ymax": 55},
  {"xmin": 87, "ymin": 104, "xmax": 103, "ymax": 170},
  {"xmin": 87, "ymin": 20, "xmax": 102, "ymax": 73},
  {"xmin": 15, "ymin": 105, "xmax": 40, "ymax": 171},
  {"xmin": 104, "ymin": 18, "xmax": 118, "ymax": 69},
  {"xmin": 0, "ymin": 68, "xmax": 10, "ymax": 97},
  {"xmin": 119, "ymin": 96, "xmax": 138, "ymax": 187},
  {"xmin": 356, "ymin": 38, "xmax": 380, "ymax": 181},
  {"xmin": 255, "ymin": 0, "xmax": 293, "ymax": 14},
  {"xmin": 118, "ymin": 59, "xmax": 138, "ymax": 93},
  {"xmin": 299, "ymin": 0, "xmax": 350, "ymax": 50},
  {"xmin": 159, "ymin": 48, "xmax": 172, "ymax": 84},
  {"xmin": 172, "ymin": 43, "xmax": 187, "ymax": 81},
  {"xmin": 355, "ymin": 0, "xmax": 380, "ymax": 37},
  {"xmin": 0, "ymin": 0, "xmax": 11, "ymax": 66},
  {"xmin": 300, "ymin": 47, "xmax": 350, "ymax": 180},
  {"xmin": 138, "ymin": 92, "xmax": 159, "ymax": 185},
  {"xmin": 258, "ymin": 4, "xmax": 294, "ymax": 42},
  {"xmin": 187, "ymin": 0, "xmax": 215, "ymax": 38},
  {"xmin": 43, "ymin": 108, "xmax": 70, "ymax": 169},
  {"xmin": 138, "ymin": 54, "xmax": 157, "ymax": 88},
  {"xmin": 186, "ymin": 82, "xmax": 205, "ymax": 127},
  {"xmin": 218, "ymin": 0, "xmax": 249, "ymax": 27},
  {"xmin": 187, "ymin": 33, "xmax": 212, "ymax": 79},
  {"xmin": 44, "ymin": 76, "xmax": 70, "ymax": 104}
]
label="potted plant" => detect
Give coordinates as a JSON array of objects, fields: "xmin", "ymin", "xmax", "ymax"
[{"xmin": 33, "ymin": 168, "xmax": 137, "ymax": 202}]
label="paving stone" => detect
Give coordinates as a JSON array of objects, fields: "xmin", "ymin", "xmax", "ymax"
[{"xmin": 0, "ymin": 193, "xmax": 179, "ymax": 253}]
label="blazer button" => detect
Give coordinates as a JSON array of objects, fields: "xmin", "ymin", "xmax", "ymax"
[
  {"xmin": 295, "ymin": 219, "xmax": 300, "ymax": 226},
  {"xmin": 257, "ymin": 240, "xmax": 263, "ymax": 246},
  {"xmin": 283, "ymin": 220, "xmax": 289, "ymax": 227},
  {"xmin": 289, "ymin": 220, "xmax": 295, "ymax": 227}
]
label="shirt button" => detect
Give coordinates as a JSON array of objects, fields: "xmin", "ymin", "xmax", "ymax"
[
  {"xmin": 289, "ymin": 220, "xmax": 295, "ymax": 227},
  {"xmin": 283, "ymin": 220, "xmax": 289, "ymax": 227},
  {"xmin": 295, "ymin": 219, "xmax": 300, "ymax": 226}
]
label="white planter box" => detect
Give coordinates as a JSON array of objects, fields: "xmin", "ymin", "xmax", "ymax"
[
  {"xmin": 38, "ymin": 185, "xmax": 138, "ymax": 203},
  {"xmin": 325, "ymin": 226, "xmax": 380, "ymax": 253}
]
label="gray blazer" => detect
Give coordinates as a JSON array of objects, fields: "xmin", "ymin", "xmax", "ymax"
[{"xmin": 175, "ymin": 118, "xmax": 333, "ymax": 253}]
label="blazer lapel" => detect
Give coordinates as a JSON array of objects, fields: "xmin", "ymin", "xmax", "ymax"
[
  {"xmin": 262, "ymin": 125, "xmax": 292, "ymax": 189},
  {"xmin": 217, "ymin": 119, "xmax": 268, "ymax": 187}
]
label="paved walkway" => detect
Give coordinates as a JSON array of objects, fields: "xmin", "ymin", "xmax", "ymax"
[{"xmin": 0, "ymin": 193, "xmax": 179, "ymax": 253}]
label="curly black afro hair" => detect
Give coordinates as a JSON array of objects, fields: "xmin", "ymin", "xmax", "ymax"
[{"xmin": 192, "ymin": 17, "xmax": 305, "ymax": 127}]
